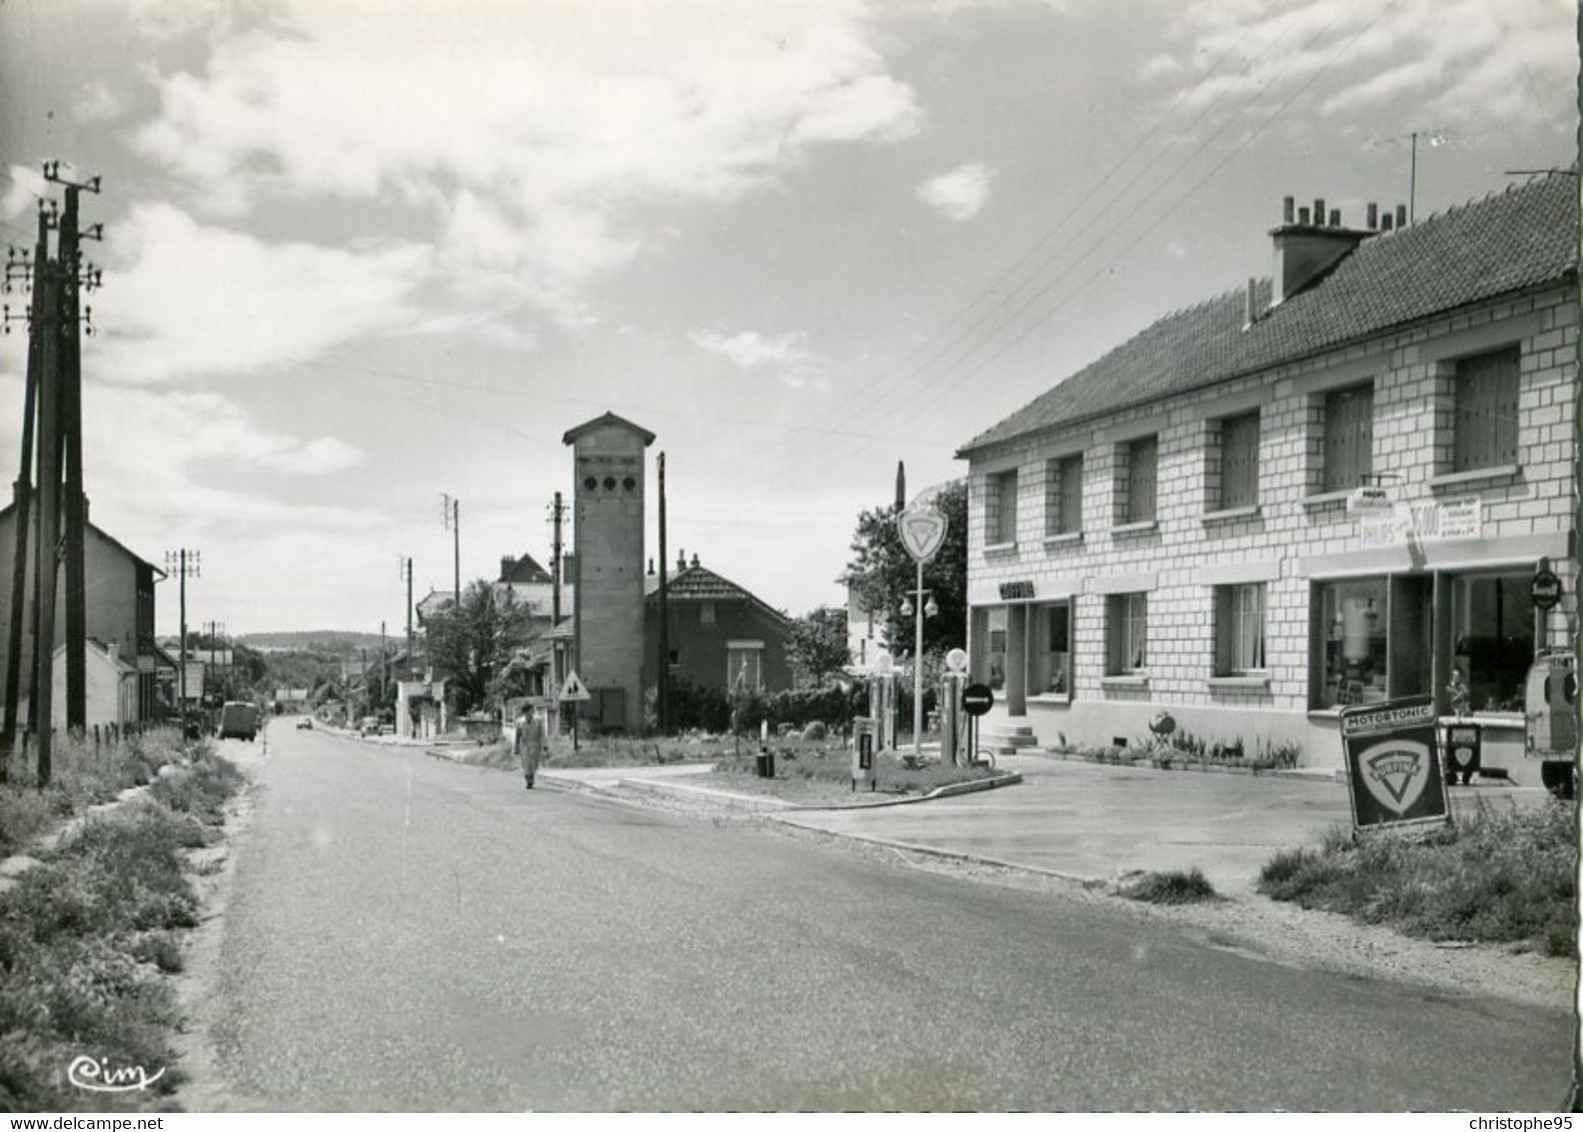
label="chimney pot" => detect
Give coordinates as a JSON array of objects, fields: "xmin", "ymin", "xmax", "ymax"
[
  {"xmin": 1395, "ymin": 203, "xmax": 1408, "ymax": 227},
  {"xmin": 647, "ymin": 557, "xmax": 654, "ymax": 576},
  {"xmin": 1366, "ymin": 202, "xmax": 1378, "ymax": 228},
  {"xmin": 690, "ymin": 553, "xmax": 700, "ymax": 568},
  {"xmin": 1314, "ymin": 198, "xmax": 1325, "ymax": 225},
  {"xmin": 1381, "ymin": 213, "xmax": 1394, "ymax": 232},
  {"xmin": 1244, "ymin": 277, "xmax": 1257, "ymax": 327},
  {"xmin": 1328, "ymin": 209, "xmax": 1340, "ymax": 226},
  {"xmin": 1282, "ymin": 196, "xmax": 1295, "ymax": 223},
  {"xmin": 676, "ymin": 550, "xmax": 686, "ymax": 571},
  {"xmin": 1298, "ymin": 206, "xmax": 1311, "ymax": 224}
]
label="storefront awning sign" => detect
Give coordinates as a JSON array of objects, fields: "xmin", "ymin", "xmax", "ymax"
[
  {"xmin": 1356, "ymin": 497, "xmax": 1482, "ymax": 547},
  {"xmin": 1339, "ymin": 697, "xmax": 1449, "ymax": 832},
  {"xmin": 898, "ymin": 505, "xmax": 948, "ymax": 564}
]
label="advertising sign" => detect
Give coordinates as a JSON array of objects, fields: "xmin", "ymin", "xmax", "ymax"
[
  {"xmin": 851, "ymin": 718, "xmax": 877, "ymax": 791},
  {"xmin": 1339, "ymin": 697, "xmax": 1449, "ymax": 832},
  {"xmin": 1530, "ymin": 568, "xmax": 1563, "ymax": 611},
  {"xmin": 897, "ymin": 505, "xmax": 948, "ymax": 564}
]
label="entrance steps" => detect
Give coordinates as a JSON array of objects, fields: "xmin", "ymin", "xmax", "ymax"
[{"xmin": 983, "ymin": 723, "xmax": 1038, "ymax": 755}]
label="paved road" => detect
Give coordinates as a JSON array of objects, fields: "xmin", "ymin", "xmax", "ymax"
[{"xmin": 197, "ymin": 721, "xmax": 1573, "ymax": 1111}]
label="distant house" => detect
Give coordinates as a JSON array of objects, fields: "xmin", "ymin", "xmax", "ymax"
[
  {"xmin": 0, "ymin": 496, "xmax": 163, "ymax": 723},
  {"xmin": 644, "ymin": 552, "xmax": 792, "ymax": 696},
  {"xmin": 846, "ymin": 586, "xmax": 883, "ymax": 670},
  {"xmin": 414, "ymin": 589, "xmax": 453, "ymax": 626}
]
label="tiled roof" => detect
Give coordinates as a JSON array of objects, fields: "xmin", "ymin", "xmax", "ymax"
[
  {"xmin": 644, "ymin": 564, "xmax": 789, "ymax": 623},
  {"xmin": 562, "ymin": 411, "xmax": 656, "ymax": 446},
  {"xmin": 499, "ymin": 554, "xmax": 552, "ymax": 584},
  {"xmin": 958, "ymin": 175, "xmax": 1579, "ymax": 456}
]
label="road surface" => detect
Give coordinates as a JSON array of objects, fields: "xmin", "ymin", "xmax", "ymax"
[{"xmin": 192, "ymin": 721, "xmax": 1573, "ymax": 1111}]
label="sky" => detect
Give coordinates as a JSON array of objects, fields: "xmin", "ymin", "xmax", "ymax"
[{"xmin": 0, "ymin": 0, "xmax": 1576, "ymax": 636}]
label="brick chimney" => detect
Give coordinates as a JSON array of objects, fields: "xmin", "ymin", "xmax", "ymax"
[
  {"xmin": 1268, "ymin": 193, "xmax": 1377, "ymax": 308},
  {"xmin": 500, "ymin": 555, "xmax": 515, "ymax": 580}
]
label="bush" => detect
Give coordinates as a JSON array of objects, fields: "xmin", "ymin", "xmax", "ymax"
[
  {"xmin": 1123, "ymin": 868, "xmax": 1219, "ymax": 904},
  {"xmin": 802, "ymin": 721, "xmax": 827, "ymax": 741}
]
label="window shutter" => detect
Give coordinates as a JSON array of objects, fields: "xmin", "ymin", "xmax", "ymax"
[
  {"xmin": 1323, "ymin": 385, "xmax": 1374, "ymax": 492},
  {"xmin": 1214, "ymin": 587, "xmax": 1234, "ymax": 675},
  {"xmin": 1219, "ymin": 413, "xmax": 1259, "ymax": 508},
  {"xmin": 1127, "ymin": 437, "xmax": 1157, "ymax": 522},
  {"xmin": 1059, "ymin": 455, "xmax": 1083, "ymax": 533},
  {"xmin": 1454, "ymin": 348, "xmax": 1519, "ymax": 471}
]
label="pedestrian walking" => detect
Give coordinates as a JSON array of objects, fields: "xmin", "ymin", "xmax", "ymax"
[{"xmin": 516, "ymin": 701, "xmax": 546, "ymax": 789}]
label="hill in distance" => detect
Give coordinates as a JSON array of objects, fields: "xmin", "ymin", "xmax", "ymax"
[{"xmin": 237, "ymin": 630, "xmax": 392, "ymax": 654}]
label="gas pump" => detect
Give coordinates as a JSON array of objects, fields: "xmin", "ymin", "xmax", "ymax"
[
  {"xmin": 1525, "ymin": 649, "xmax": 1577, "ymax": 797},
  {"xmin": 870, "ymin": 651, "xmax": 897, "ymax": 752},
  {"xmin": 939, "ymin": 647, "xmax": 969, "ymax": 767}
]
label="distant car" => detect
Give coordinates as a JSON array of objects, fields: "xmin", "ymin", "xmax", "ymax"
[
  {"xmin": 296, "ymin": 717, "xmax": 314, "ymax": 731},
  {"xmin": 358, "ymin": 716, "xmax": 380, "ymax": 736}
]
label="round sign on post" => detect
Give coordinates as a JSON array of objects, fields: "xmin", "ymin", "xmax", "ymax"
[
  {"xmin": 1531, "ymin": 569, "xmax": 1563, "ymax": 611},
  {"xmin": 961, "ymin": 684, "xmax": 994, "ymax": 716}
]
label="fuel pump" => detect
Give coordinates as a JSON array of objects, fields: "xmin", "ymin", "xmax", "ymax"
[
  {"xmin": 1525, "ymin": 648, "xmax": 1577, "ymax": 798},
  {"xmin": 939, "ymin": 647, "xmax": 969, "ymax": 767}
]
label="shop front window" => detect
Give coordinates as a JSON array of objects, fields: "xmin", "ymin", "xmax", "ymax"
[
  {"xmin": 1315, "ymin": 578, "xmax": 1388, "ymax": 708},
  {"xmin": 1451, "ymin": 571, "xmax": 1533, "ymax": 714},
  {"xmin": 1029, "ymin": 602, "xmax": 1072, "ymax": 695}
]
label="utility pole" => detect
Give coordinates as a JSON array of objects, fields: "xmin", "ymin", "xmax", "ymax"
[
  {"xmin": 656, "ymin": 453, "xmax": 668, "ymax": 735},
  {"xmin": 204, "ymin": 620, "xmax": 224, "ymax": 701},
  {"xmin": 0, "ymin": 204, "xmax": 48, "ymax": 779},
  {"xmin": 399, "ymin": 555, "xmax": 413, "ymax": 675},
  {"xmin": 549, "ymin": 491, "xmax": 564, "ymax": 624},
  {"xmin": 29, "ymin": 253, "xmax": 63, "ymax": 784},
  {"xmin": 380, "ymin": 620, "xmax": 388, "ymax": 707},
  {"xmin": 48, "ymin": 166, "xmax": 102, "ymax": 735},
  {"xmin": 165, "ymin": 550, "xmax": 199, "ymax": 715},
  {"xmin": 442, "ymin": 493, "xmax": 460, "ymax": 607}
]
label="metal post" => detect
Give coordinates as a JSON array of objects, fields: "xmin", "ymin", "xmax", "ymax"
[{"xmin": 912, "ymin": 560, "xmax": 924, "ymax": 758}]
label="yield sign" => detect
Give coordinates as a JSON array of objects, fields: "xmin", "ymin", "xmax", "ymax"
[
  {"xmin": 898, "ymin": 505, "xmax": 948, "ymax": 564},
  {"xmin": 558, "ymin": 670, "xmax": 592, "ymax": 702}
]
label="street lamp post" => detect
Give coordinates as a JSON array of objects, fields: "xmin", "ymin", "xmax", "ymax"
[{"xmin": 900, "ymin": 578, "xmax": 939, "ymax": 757}]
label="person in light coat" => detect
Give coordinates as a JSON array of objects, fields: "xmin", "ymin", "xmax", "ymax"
[{"xmin": 516, "ymin": 701, "xmax": 546, "ymax": 789}]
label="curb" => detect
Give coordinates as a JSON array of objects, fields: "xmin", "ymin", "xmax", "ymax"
[
  {"xmin": 584, "ymin": 768, "xmax": 1024, "ymax": 813},
  {"xmin": 770, "ymin": 819, "xmax": 1097, "ymax": 887}
]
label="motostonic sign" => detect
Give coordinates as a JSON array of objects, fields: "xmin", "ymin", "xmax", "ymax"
[{"xmin": 1339, "ymin": 697, "xmax": 1449, "ymax": 832}]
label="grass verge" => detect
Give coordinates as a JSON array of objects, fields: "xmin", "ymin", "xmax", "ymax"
[
  {"xmin": 1121, "ymin": 868, "xmax": 1220, "ymax": 904},
  {"xmin": 1257, "ymin": 800, "xmax": 1576, "ymax": 957},
  {"xmin": 709, "ymin": 748, "xmax": 996, "ymax": 806},
  {"xmin": 0, "ymin": 742, "xmax": 242, "ymax": 1111}
]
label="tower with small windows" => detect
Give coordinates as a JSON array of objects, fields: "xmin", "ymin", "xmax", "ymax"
[{"xmin": 562, "ymin": 412, "xmax": 654, "ymax": 733}]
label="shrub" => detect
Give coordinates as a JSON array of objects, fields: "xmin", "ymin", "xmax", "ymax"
[
  {"xmin": 802, "ymin": 721, "xmax": 828, "ymax": 742},
  {"xmin": 1123, "ymin": 868, "xmax": 1219, "ymax": 904}
]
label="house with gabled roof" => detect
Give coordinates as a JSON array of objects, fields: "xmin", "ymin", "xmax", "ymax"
[
  {"xmin": 644, "ymin": 550, "xmax": 793, "ymax": 696},
  {"xmin": 955, "ymin": 176, "xmax": 1577, "ymax": 779}
]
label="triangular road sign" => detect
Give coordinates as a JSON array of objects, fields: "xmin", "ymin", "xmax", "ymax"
[{"xmin": 558, "ymin": 670, "xmax": 592, "ymax": 702}]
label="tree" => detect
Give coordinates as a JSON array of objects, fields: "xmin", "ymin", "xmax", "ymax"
[
  {"xmin": 421, "ymin": 580, "xmax": 540, "ymax": 714},
  {"xmin": 787, "ymin": 605, "xmax": 851, "ymax": 687},
  {"xmin": 840, "ymin": 479, "xmax": 968, "ymax": 659}
]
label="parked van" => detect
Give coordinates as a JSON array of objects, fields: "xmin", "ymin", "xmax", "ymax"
[{"xmin": 219, "ymin": 701, "xmax": 260, "ymax": 741}]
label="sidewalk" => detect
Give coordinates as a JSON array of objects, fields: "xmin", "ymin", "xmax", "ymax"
[{"xmin": 562, "ymin": 751, "xmax": 1551, "ymax": 897}]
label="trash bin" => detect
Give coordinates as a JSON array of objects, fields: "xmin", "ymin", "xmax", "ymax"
[
  {"xmin": 756, "ymin": 747, "xmax": 775, "ymax": 779},
  {"xmin": 1441, "ymin": 721, "xmax": 1481, "ymax": 786}
]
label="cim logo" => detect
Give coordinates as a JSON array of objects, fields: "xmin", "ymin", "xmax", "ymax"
[
  {"xmin": 1361, "ymin": 740, "xmax": 1432, "ymax": 815},
  {"xmin": 67, "ymin": 1055, "xmax": 166, "ymax": 1093}
]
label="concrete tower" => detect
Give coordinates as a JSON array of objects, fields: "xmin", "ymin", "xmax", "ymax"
[{"xmin": 562, "ymin": 412, "xmax": 654, "ymax": 733}]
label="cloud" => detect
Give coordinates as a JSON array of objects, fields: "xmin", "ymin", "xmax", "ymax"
[
  {"xmin": 1152, "ymin": 0, "xmax": 1573, "ymax": 130},
  {"xmin": 91, "ymin": 203, "xmax": 429, "ymax": 384},
  {"xmin": 130, "ymin": 0, "xmax": 921, "ymax": 322},
  {"xmin": 689, "ymin": 328, "xmax": 824, "ymax": 388},
  {"xmin": 1, "ymin": 165, "xmax": 47, "ymax": 223},
  {"xmin": 74, "ymin": 81, "xmax": 127, "ymax": 124},
  {"xmin": 915, "ymin": 163, "xmax": 994, "ymax": 221}
]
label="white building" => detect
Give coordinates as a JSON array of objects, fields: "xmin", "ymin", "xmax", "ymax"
[{"xmin": 956, "ymin": 178, "xmax": 1577, "ymax": 777}]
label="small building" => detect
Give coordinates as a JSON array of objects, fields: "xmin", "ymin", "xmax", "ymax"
[
  {"xmin": 0, "ymin": 497, "xmax": 163, "ymax": 723},
  {"xmin": 13, "ymin": 639, "xmax": 140, "ymax": 732},
  {"xmin": 645, "ymin": 551, "xmax": 793, "ymax": 696},
  {"xmin": 955, "ymin": 178, "xmax": 1577, "ymax": 777}
]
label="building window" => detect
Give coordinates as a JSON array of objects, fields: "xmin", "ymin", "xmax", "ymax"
[
  {"xmin": 1218, "ymin": 412, "xmax": 1259, "ymax": 509},
  {"xmin": 1215, "ymin": 583, "xmax": 1266, "ymax": 675},
  {"xmin": 985, "ymin": 606, "xmax": 1008, "ymax": 690},
  {"xmin": 1450, "ymin": 571, "xmax": 1533, "ymax": 714},
  {"xmin": 727, "ymin": 643, "xmax": 763, "ymax": 691},
  {"xmin": 1452, "ymin": 347, "xmax": 1519, "ymax": 472},
  {"xmin": 1029, "ymin": 601, "xmax": 1073, "ymax": 695},
  {"xmin": 988, "ymin": 469, "xmax": 1018, "ymax": 545},
  {"xmin": 1043, "ymin": 455, "xmax": 1083, "ymax": 536},
  {"xmin": 1121, "ymin": 436, "xmax": 1157, "ymax": 523},
  {"xmin": 1313, "ymin": 578, "xmax": 1387, "ymax": 709},
  {"xmin": 700, "ymin": 602, "xmax": 716, "ymax": 625},
  {"xmin": 1106, "ymin": 593, "xmax": 1147, "ymax": 674},
  {"xmin": 1322, "ymin": 383, "xmax": 1374, "ymax": 492}
]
